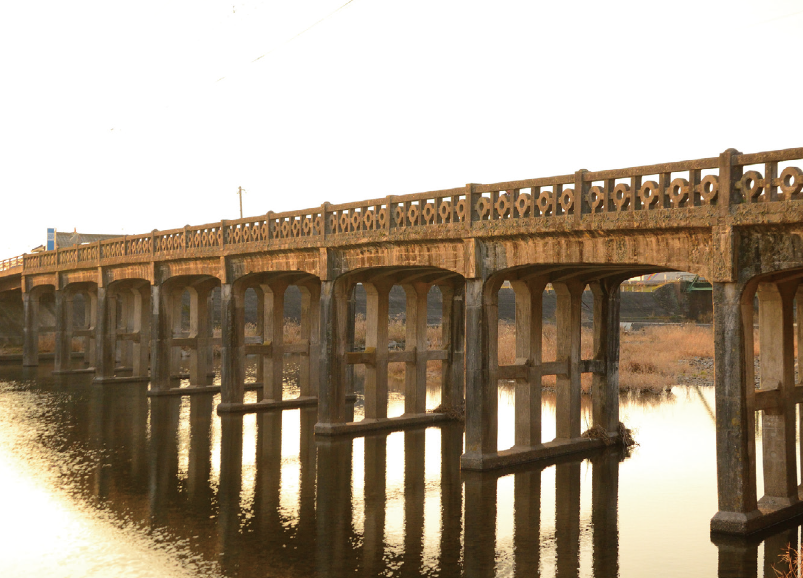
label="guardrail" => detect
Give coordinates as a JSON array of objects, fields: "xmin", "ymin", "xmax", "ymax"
[
  {"xmin": 0, "ymin": 256, "xmax": 23, "ymax": 272},
  {"xmin": 18, "ymin": 146, "xmax": 803, "ymax": 274}
]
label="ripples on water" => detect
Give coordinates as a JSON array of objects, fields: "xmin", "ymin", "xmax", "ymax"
[{"xmin": 0, "ymin": 363, "xmax": 798, "ymax": 577}]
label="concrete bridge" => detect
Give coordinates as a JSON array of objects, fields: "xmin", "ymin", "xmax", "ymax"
[{"xmin": 2, "ymin": 146, "xmax": 803, "ymax": 536}]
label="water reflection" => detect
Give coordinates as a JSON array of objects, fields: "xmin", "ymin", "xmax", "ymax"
[{"xmin": 3, "ymin": 365, "xmax": 803, "ymax": 577}]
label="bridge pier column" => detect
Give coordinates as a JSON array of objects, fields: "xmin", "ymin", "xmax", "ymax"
[
  {"xmin": 757, "ymin": 281, "xmax": 799, "ymax": 506},
  {"xmin": 463, "ymin": 278, "xmax": 498, "ymax": 464},
  {"xmin": 83, "ymin": 290, "xmax": 97, "ymax": 367},
  {"xmin": 168, "ymin": 288, "xmax": 183, "ymax": 379},
  {"xmin": 54, "ymin": 289, "xmax": 73, "ymax": 373},
  {"xmin": 149, "ymin": 284, "xmax": 172, "ymax": 392},
  {"xmin": 316, "ymin": 280, "xmax": 348, "ymax": 428},
  {"xmin": 299, "ymin": 282, "xmax": 321, "ymax": 398},
  {"xmin": 118, "ymin": 291, "xmax": 134, "ymax": 371},
  {"xmin": 187, "ymin": 284, "xmax": 213, "ymax": 386},
  {"xmin": 363, "ymin": 281, "xmax": 391, "ymax": 420},
  {"xmin": 94, "ymin": 287, "xmax": 117, "ymax": 381},
  {"xmin": 440, "ymin": 283, "xmax": 465, "ymax": 411},
  {"xmin": 711, "ymin": 281, "xmax": 760, "ymax": 534},
  {"xmin": 403, "ymin": 282, "xmax": 429, "ymax": 415},
  {"xmin": 345, "ymin": 284, "xmax": 357, "ymax": 399},
  {"xmin": 590, "ymin": 279, "xmax": 621, "ymax": 435},
  {"xmin": 22, "ymin": 291, "xmax": 39, "ymax": 366},
  {"xmin": 261, "ymin": 281, "xmax": 287, "ymax": 402},
  {"xmin": 553, "ymin": 280, "xmax": 584, "ymax": 441},
  {"xmin": 131, "ymin": 286, "xmax": 150, "ymax": 378},
  {"xmin": 220, "ymin": 283, "xmax": 245, "ymax": 404}
]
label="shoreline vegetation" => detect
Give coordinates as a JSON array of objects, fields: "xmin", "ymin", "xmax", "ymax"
[{"xmin": 5, "ymin": 319, "xmax": 728, "ymax": 394}]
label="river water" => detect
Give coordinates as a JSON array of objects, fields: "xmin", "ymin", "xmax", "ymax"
[{"xmin": 0, "ymin": 362, "xmax": 797, "ymax": 577}]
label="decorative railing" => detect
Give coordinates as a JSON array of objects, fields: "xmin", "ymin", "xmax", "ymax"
[
  {"xmin": 0, "ymin": 255, "xmax": 23, "ymax": 272},
  {"xmin": 15, "ymin": 147, "xmax": 803, "ymax": 273}
]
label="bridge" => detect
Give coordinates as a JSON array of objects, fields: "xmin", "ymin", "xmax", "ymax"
[{"xmin": 1, "ymin": 146, "xmax": 803, "ymax": 536}]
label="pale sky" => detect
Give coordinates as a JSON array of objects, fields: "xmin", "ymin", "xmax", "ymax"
[{"xmin": 1, "ymin": 0, "xmax": 801, "ymax": 258}]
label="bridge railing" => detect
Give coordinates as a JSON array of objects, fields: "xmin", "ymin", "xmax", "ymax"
[
  {"xmin": 17, "ymin": 146, "xmax": 803, "ymax": 273},
  {"xmin": 0, "ymin": 255, "xmax": 23, "ymax": 272}
]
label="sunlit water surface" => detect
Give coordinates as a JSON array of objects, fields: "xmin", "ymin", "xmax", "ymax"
[{"xmin": 0, "ymin": 362, "xmax": 796, "ymax": 577}]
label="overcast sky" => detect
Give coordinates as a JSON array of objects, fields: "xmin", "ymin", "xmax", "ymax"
[{"xmin": 1, "ymin": 0, "xmax": 801, "ymax": 257}]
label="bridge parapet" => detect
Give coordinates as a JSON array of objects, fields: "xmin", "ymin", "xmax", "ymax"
[
  {"xmin": 18, "ymin": 146, "xmax": 803, "ymax": 275},
  {"xmin": 0, "ymin": 256, "xmax": 23, "ymax": 272}
]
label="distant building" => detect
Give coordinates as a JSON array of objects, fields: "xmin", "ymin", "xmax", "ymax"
[{"xmin": 30, "ymin": 228, "xmax": 121, "ymax": 253}]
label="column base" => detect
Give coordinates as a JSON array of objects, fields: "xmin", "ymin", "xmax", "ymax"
[
  {"xmin": 460, "ymin": 436, "xmax": 613, "ymax": 471},
  {"xmin": 217, "ymin": 395, "xmax": 318, "ymax": 414},
  {"xmin": 148, "ymin": 382, "xmax": 262, "ymax": 397},
  {"xmin": 314, "ymin": 411, "xmax": 449, "ymax": 437},
  {"xmin": 711, "ymin": 489, "xmax": 803, "ymax": 535},
  {"xmin": 52, "ymin": 367, "xmax": 96, "ymax": 375},
  {"xmin": 93, "ymin": 376, "xmax": 151, "ymax": 384}
]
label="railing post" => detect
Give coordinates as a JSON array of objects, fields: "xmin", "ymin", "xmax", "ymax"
[
  {"xmin": 220, "ymin": 220, "xmax": 227, "ymax": 248},
  {"xmin": 467, "ymin": 184, "xmax": 478, "ymax": 228},
  {"xmin": 574, "ymin": 169, "xmax": 587, "ymax": 225},
  {"xmin": 266, "ymin": 212, "xmax": 273, "ymax": 245},
  {"xmin": 385, "ymin": 196, "xmax": 393, "ymax": 232},
  {"xmin": 320, "ymin": 204, "xmax": 330, "ymax": 240},
  {"xmin": 718, "ymin": 148, "xmax": 742, "ymax": 217}
]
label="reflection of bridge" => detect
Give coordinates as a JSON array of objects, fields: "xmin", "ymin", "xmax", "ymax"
[{"xmin": 1, "ymin": 146, "xmax": 803, "ymax": 536}]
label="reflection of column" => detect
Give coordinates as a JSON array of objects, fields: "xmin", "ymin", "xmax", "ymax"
[
  {"xmin": 364, "ymin": 281, "xmax": 390, "ymax": 420},
  {"xmin": 255, "ymin": 411, "xmax": 282, "ymax": 535},
  {"xmin": 440, "ymin": 423, "xmax": 463, "ymax": 571},
  {"xmin": 757, "ymin": 282, "xmax": 798, "ymax": 506},
  {"xmin": 363, "ymin": 433, "xmax": 387, "ymax": 577},
  {"xmin": 217, "ymin": 414, "xmax": 244, "ymax": 572},
  {"xmin": 220, "ymin": 283, "xmax": 245, "ymax": 404},
  {"xmin": 402, "ymin": 429, "xmax": 426, "ymax": 576},
  {"xmin": 763, "ymin": 526, "xmax": 798, "ymax": 578},
  {"xmin": 514, "ymin": 469, "xmax": 540, "ymax": 577},
  {"xmin": 711, "ymin": 282, "xmax": 759, "ymax": 532},
  {"xmin": 316, "ymin": 438, "xmax": 354, "ymax": 577},
  {"xmin": 711, "ymin": 535, "xmax": 758, "ymax": 578},
  {"xmin": 464, "ymin": 471, "xmax": 497, "ymax": 578},
  {"xmin": 590, "ymin": 279, "xmax": 621, "ymax": 435},
  {"xmin": 403, "ymin": 282, "xmax": 429, "ymax": 415},
  {"xmin": 553, "ymin": 280, "xmax": 583, "ymax": 441},
  {"xmin": 464, "ymin": 278, "xmax": 498, "ymax": 462},
  {"xmin": 592, "ymin": 449, "xmax": 620, "ymax": 577},
  {"xmin": 555, "ymin": 462, "xmax": 580, "ymax": 578},
  {"xmin": 187, "ymin": 395, "xmax": 214, "ymax": 510},
  {"xmin": 297, "ymin": 407, "xmax": 318, "ymax": 549},
  {"xmin": 440, "ymin": 283, "xmax": 465, "ymax": 411},
  {"xmin": 148, "ymin": 398, "xmax": 181, "ymax": 527}
]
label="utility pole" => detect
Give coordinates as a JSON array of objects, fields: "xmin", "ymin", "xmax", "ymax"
[{"xmin": 237, "ymin": 186, "xmax": 246, "ymax": 219}]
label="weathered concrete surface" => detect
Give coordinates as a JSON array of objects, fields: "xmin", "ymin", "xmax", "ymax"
[{"xmin": 3, "ymin": 146, "xmax": 803, "ymax": 535}]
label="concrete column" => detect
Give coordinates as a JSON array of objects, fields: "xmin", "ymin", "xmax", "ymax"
[
  {"xmin": 83, "ymin": 291, "xmax": 96, "ymax": 366},
  {"xmin": 555, "ymin": 461, "xmax": 581, "ymax": 578},
  {"xmin": 169, "ymin": 288, "xmax": 183, "ymax": 378},
  {"xmin": 54, "ymin": 289, "xmax": 72, "ymax": 372},
  {"xmin": 317, "ymin": 280, "xmax": 348, "ymax": 426},
  {"xmin": 220, "ymin": 283, "xmax": 245, "ymax": 404},
  {"xmin": 188, "ymin": 285, "xmax": 212, "ymax": 386},
  {"xmin": 261, "ymin": 281, "xmax": 287, "ymax": 402},
  {"xmin": 345, "ymin": 284, "xmax": 357, "ymax": 396},
  {"xmin": 440, "ymin": 283, "xmax": 465, "ymax": 411},
  {"xmin": 513, "ymin": 469, "xmax": 541, "ymax": 577},
  {"xmin": 757, "ymin": 282, "xmax": 798, "ymax": 506},
  {"xmin": 591, "ymin": 279, "xmax": 621, "ymax": 435},
  {"xmin": 592, "ymin": 449, "xmax": 620, "ymax": 577},
  {"xmin": 95, "ymin": 287, "xmax": 117, "ymax": 380},
  {"xmin": 797, "ymin": 286, "xmax": 803, "ymax": 483},
  {"xmin": 299, "ymin": 283, "xmax": 321, "ymax": 398},
  {"xmin": 364, "ymin": 281, "xmax": 390, "ymax": 420},
  {"xmin": 363, "ymin": 433, "xmax": 387, "ymax": 577},
  {"xmin": 554, "ymin": 280, "xmax": 584, "ymax": 440},
  {"xmin": 711, "ymin": 282, "xmax": 759, "ymax": 533},
  {"xmin": 403, "ymin": 282, "xmax": 429, "ymax": 415},
  {"xmin": 131, "ymin": 287, "xmax": 150, "ymax": 378},
  {"xmin": 464, "ymin": 278, "xmax": 497, "ymax": 459},
  {"xmin": 22, "ymin": 291, "xmax": 39, "ymax": 366},
  {"xmin": 118, "ymin": 291, "xmax": 134, "ymax": 370},
  {"xmin": 150, "ymin": 284, "xmax": 172, "ymax": 392}
]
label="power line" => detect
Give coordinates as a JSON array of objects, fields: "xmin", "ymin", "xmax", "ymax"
[{"xmin": 217, "ymin": 0, "xmax": 359, "ymax": 82}]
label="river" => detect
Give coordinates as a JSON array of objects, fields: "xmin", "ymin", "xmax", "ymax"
[{"xmin": 0, "ymin": 361, "xmax": 795, "ymax": 577}]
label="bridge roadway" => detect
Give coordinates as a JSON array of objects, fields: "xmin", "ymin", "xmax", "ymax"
[{"xmin": 2, "ymin": 146, "xmax": 803, "ymax": 536}]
